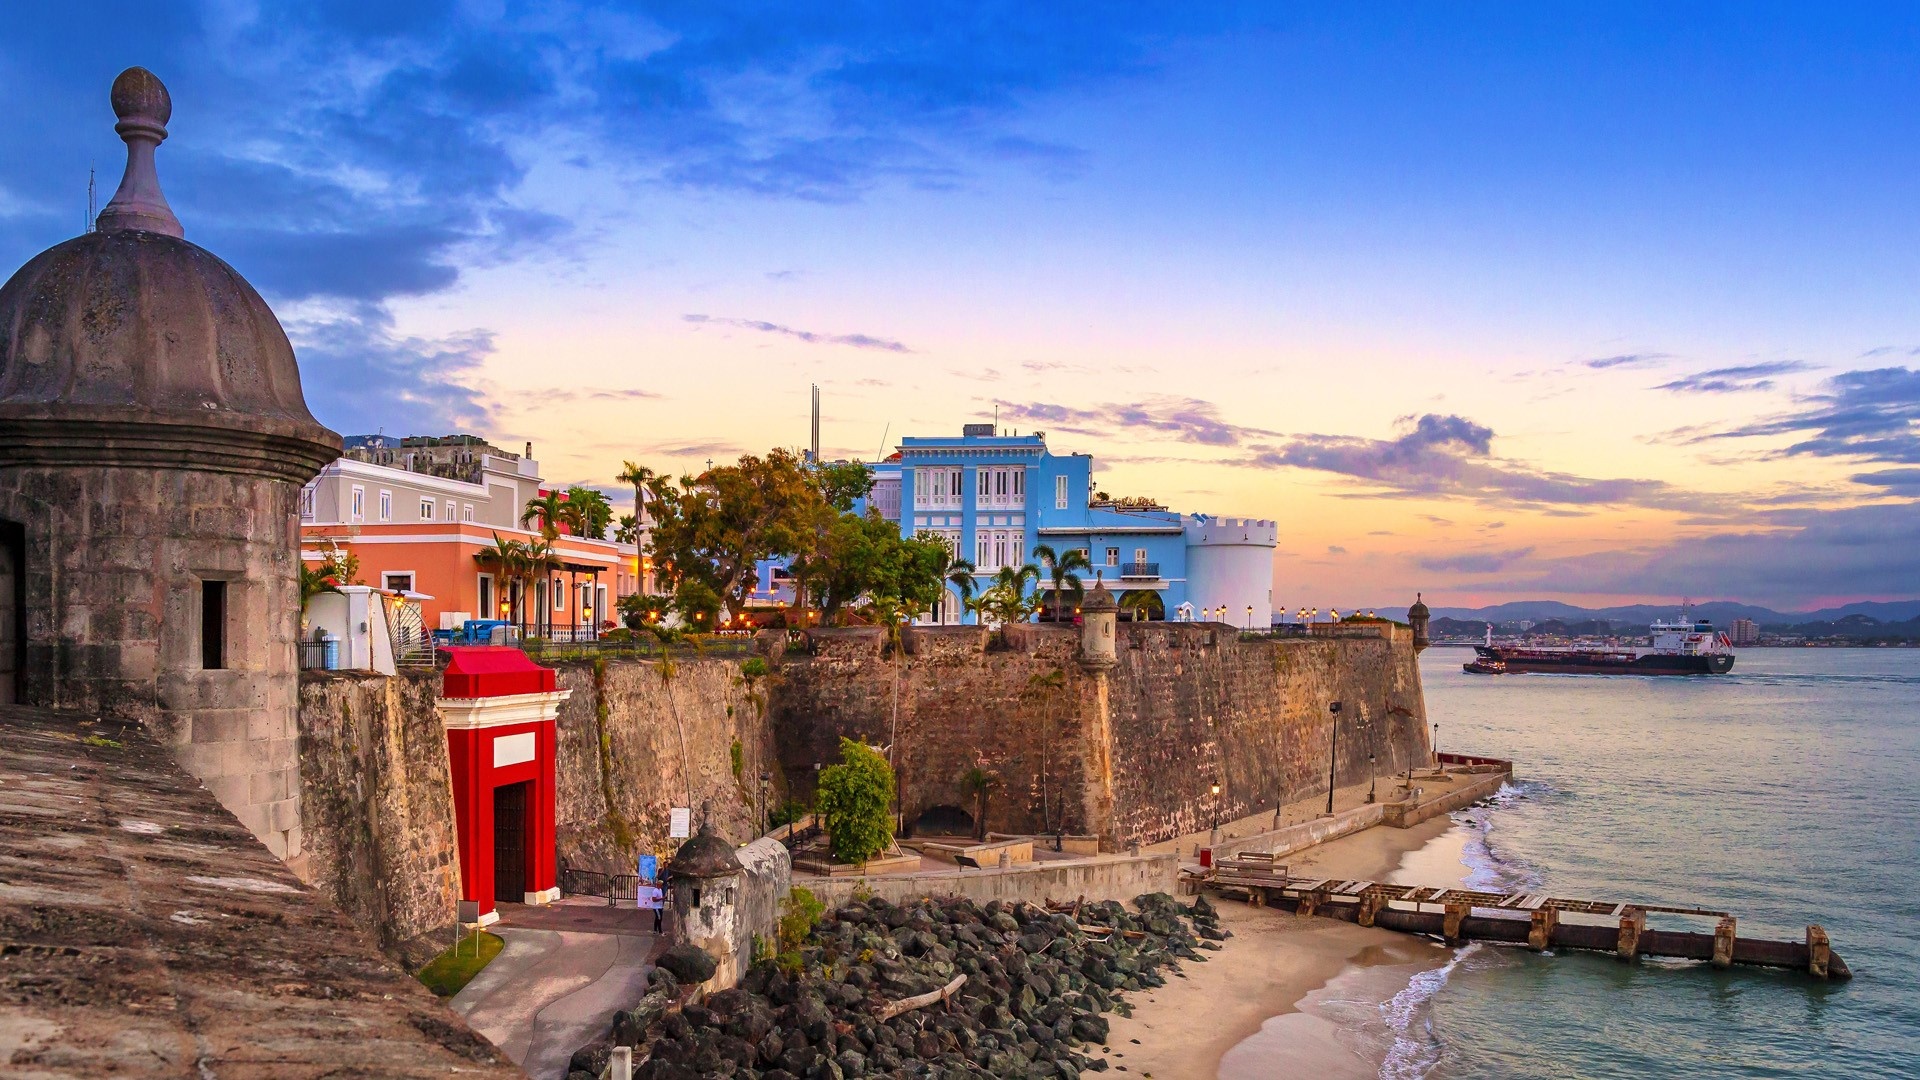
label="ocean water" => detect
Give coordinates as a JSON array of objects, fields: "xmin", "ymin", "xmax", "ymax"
[{"xmin": 1386, "ymin": 647, "xmax": 1920, "ymax": 1079}]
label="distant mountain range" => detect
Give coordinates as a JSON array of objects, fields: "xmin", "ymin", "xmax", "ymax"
[{"xmin": 1365, "ymin": 599, "xmax": 1920, "ymax": 627}]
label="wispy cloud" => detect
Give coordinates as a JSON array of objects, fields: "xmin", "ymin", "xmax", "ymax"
[
  {"xmin": 998, "ymin": 396, "xmax": 1278, "ymax": 447},
  {"xmin": 1653, "ymin": 361, "xmax": 1810, "ymax": 394},
  {"xmin": 1417, "ymin": 546, "xmax": 1536, "ymax": 573},
  {"xmin": 1242, "ymin": 413, "xmax": 1730, "ymax": 515},
  {"xmin": 289, "ymin": 303, "xmax": 494, "ymax": 435},
  {"xmin": 683, "ymin": 314, "xmax": 912, "ymax": 353},
  {"xmin": 1583, "ymin": 352, "xmax": 1671, "ymax": 370},
  {"xmin": 1688, "ymin": 366, "xmax": 1920, "ymax": 463}
]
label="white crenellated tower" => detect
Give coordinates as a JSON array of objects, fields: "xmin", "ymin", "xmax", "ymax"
[{"xmin": 1182, "ymin": 515, "xmax": 1279, "ymax": 627}]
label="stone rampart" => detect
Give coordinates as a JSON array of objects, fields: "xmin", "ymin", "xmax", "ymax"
[
  {"xmin": 798, "ymin": 852, "xmax": 1179, "ymax": 908},
  {"xmin": 772, "ymin": 622, "xmax": 1431, "ymax": 848},
  {"xmin": 296, "ymin": 669, "xmax": 462, "ymax": 967},
  {"xmin": 549, "ymin": 657, "xmax": 779, "ymax": 875}
]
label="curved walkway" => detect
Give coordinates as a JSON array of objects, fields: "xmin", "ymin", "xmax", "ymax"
[{"xmin": 450, "ymin": 909, "xmax": 657, "ymax": 1080}]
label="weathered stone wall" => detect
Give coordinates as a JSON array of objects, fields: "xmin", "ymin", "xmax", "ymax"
[
  {"xmin": 772, "ymin": 624, "xmax": 1094, "ymax": 841},
  {"xmin": 771, "ymin": 622, "xmax": 1431, "ymax": 848},
  {"xmin": 0, "ymin": 465, "xmax": 309, "ymax": 866},
  {"xmin": 550, "ymin": 657, "xmax": 781, "ymax": 875},
  {"xmin": 295, "ymin": 669, "xmax": 462, "ymax": 967},
  {"xmin": 1102, "ymin": 623, "xmax": 1430, "ymax": 846}
]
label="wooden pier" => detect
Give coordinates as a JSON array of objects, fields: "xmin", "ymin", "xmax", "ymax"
[{"xmin": 1193, "ymin": 854, "xmax": 1851, "ymax": 979}]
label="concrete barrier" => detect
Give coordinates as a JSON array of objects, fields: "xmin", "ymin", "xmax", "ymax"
[
  {"xmin": 1381, "ymin": 769, "xmax": 1509, "ymax": 828},
  {"xmin": 797, "ymin": 852, "xmax": 1180, "ymax": 907}
]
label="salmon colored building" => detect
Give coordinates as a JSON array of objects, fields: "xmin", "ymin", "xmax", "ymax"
[{"xmin": 298, "ymin": 441, "xmax": 646, "ymax": 638}]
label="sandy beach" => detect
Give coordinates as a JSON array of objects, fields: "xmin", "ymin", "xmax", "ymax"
[{"xmin": 1092, "ymin": 816, "xmax": 1459, "ymax": 1080}]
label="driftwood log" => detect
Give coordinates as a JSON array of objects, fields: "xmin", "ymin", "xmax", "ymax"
[{"xmin": 875, "ymin": 974, "xmax": 967, "ymax": 1021}]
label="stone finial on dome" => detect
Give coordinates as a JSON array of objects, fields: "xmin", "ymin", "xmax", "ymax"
[{"xmin": 95, "ymin": 67, "xmax": 183, "ymax": 238}]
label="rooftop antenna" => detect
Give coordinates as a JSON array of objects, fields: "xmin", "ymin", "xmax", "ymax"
[
  {"xmin": 994, "ymin": 403, "xmax": 1000, "ymax": 436},
  {"xmin": 875, "ymin": 421, "xmax": 890, "ymax": 463},
  {"xmin": 810, "ymin": 383, "xmax": 820, "ymax": 463},
  {"xmin": 86, "ymin": 165, "xmax": 97, "ymax": 233}
]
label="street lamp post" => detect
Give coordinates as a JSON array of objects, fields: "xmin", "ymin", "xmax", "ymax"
[
  {"xmin": 1326, "ymin": 701, "xmax": 1343, "ymax": 815},
  {"xmin": 1368, "ymin": 753, "xmax": 1378, "ymax": 804},
  {"xmin": 1432, "ymin": 722, "xmax": 1440, "ymax": 766}
]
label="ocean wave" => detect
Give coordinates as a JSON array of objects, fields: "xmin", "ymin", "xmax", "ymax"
[
  {"xmin": 1379, "ymin": 942, "xmax": 1484, "ymax": 1080},
  {"xmin": 1454, "ymin": 780, "xmax": 1548, "ymax": 895}
]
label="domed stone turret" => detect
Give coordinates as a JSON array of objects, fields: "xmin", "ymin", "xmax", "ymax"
[
  {"xmin": 668, "ymin": 818, "xmax": 746, "ymax": 880},
  {"xmin": 1078, "ymin": 574, "xmax": 1118, "ymax": 670},
  {"xmin": 0, "ymin": 69, "xmax": 341, "ymax": 869},
  {"xmin": 1408, "ymin": 592, "xmax": 1431, "ymax": 651}
]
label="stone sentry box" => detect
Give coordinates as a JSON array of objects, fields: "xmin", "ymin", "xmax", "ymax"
[{"xmin": 0, "ymin": 69, "xmax": 340, "ymax": 865}]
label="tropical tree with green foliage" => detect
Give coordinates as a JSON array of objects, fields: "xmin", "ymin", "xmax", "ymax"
[
  {"xmin": 300, "ymin": 550, "xmax": 355, "ymax": 612},
  {"xmin": 1025, "ymin": 668, "xmax": 1068, "ymax": 830},
  {"xmin": 975, "ymin": 562, "xmax": 1042, "ymax": 627},
  {"xmin": 957, "ymin": 764, "xmax": 1001, "ymax": 841},
  {"xmin": 614, "ymin": 514, "xmax": 639, "ymax": 545},
  {"xmin": 1031, "ymin": 543, "xmax": 1092, "ymax": 622},
  {"xmin": 942, "ymin": 554, "xmax": 977, "ymax": 623},
  {"xmin": 561, "ymin": 486, "xmax": 615, "ymax": 540},
  {"xmin": 642, "ymin": 449, "xmax": 831, "ymax": 613},
  {"xmin": 522, "ymin": 491, "xmax": 569, "ymax": 540},
  {"xmin": 816, "ymin": 737, "xmax": 896, "ymax": 864}
]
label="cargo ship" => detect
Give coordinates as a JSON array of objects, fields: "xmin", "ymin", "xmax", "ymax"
[{"xmin": 1464, "ymin": 618, "xmax": 1736, "ymax": 676}]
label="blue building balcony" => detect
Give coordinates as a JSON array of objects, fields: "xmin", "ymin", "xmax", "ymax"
[{"xmin": 1120, "ymin": 561, "xmax": 1160, "ymax": 579}]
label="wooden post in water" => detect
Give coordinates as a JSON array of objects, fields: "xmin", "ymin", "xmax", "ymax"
[
  {"xmin": 1616, "ymin": 907, "xmax": 1647, "ymax": 961},
  {"xmin": 1443, "ymin": 902, "xmax": 1469, "ymax": 944},
  {"xmin": 1358, "ymin": 891, "xmax": 1385, "ymax": 928},
  {"xmin": 1528, "ymin": 907, "xmax": 1559, "ymax": 951},
  {"xmin": 1712, "ymin": 917, "xmax": 1737, "ymax": 968},
  {"xmin": 1807, "ymin": 925, "xmax": 1830, "ymax": 979}
]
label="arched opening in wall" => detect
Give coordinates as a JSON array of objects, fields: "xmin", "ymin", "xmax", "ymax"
[
  {"xmin": 932, "ymin": 589, "xmax": 959, "ymax": 625},
  {"xmin": 1036, "ymin": 589, "xmax": 1079, "ymax": 622},
  {"xmin": 1119, "ymin": 590, "xmax": 1165, "ymax": 622},
  {"xmin": 0, "ymin": 519, "xmax": 22, "ymax": 705},
  {"xmin": 912, "ymin": 804, "xmax": 975, "ymax": 839}
]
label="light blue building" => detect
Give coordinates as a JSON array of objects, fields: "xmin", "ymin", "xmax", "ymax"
[{"xmin": 856, "ymin": 424, "xmax": 1278, "ymax": 626}]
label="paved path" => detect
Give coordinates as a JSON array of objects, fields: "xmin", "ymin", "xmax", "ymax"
[{"xmin": 450, "ymin": 920, "xmax": 656, "ymax": 1080}]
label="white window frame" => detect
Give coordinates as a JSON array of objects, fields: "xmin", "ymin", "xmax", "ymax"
[
  {"xmin": 1105, "ymin": 547, "xmax": 1119, "ymax": 567},
  {"xmin": 478, "ymin": 573, "xmax": 495, "ymax": 617},
  {"xmin": 350, "ymin": 485, "xmax": 364, "ymax": 522},
  {"xmin": 378, "ymin": 490, "xmax": 392, "ymax": 522},
  {"xmin": 1055, "ymin": 474, "xmax": 1068, "ymax": 509},
  {"xmin": 419, "ymin": 497, "xmax": 435, "ymax": 521},
  {"xmin": 462, "ymin": 504, "xmax": 474, "ymax": 523},
  {"xmin": 976, "ymin": 530, "xmax": 992, "ymax": 568},
  {"xmin": 300, "ymin": 485, "xmax": 316, "ymax": 521},
  {"xmin": 916, "ymin": 466, "xmax": 962, "ymax": 510},
  {"xmin": 552, "ymin": 576, "xmax": 566, "ymax": 611},
  {"xmin": 383, "ymin": 571, "xmax": 416, "ymax": 593},
  {"xmin": 1134, "ymin": 547, "xmax": 1148, "ymax": 565}
]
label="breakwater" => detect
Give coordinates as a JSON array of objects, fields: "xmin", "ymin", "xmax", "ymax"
[{"xmin": 568, "ymin": 892, "xmax": 1225, "ymax": 1079}]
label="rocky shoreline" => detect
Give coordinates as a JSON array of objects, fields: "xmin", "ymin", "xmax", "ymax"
[{"xmin": 569, "ymin": 892, "xmax": 1230, "ymax": 1080}]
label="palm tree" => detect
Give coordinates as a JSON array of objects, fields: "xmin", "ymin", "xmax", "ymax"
[
  {"xmin": 299, "ymin": 562, "xmax": 344, "ymax": 612},
  {"xmin": 562, "ymin": 486, "xmax": 614, "ymax": 540},
  {"xmin": 524, "ymin": 538, "xmax": 561, "ymax": 637},
  {"xmin": 1025, "ymin": 669, "xmax": 1068, "ymax": 830},
  {"xmin": 944, "ymin": 556, "xmax": 977, "ymax": 624},
  {"xmin": 1031, "ymin": 544, "xmax": 1091, "ymax": 622},
  {"xmin": 614, "ymin": 514, "xmax": 638, "ymax": 545},
  {"xmin": 957, "ymin": 766, "xmax": 1000, "ymax": 841},
  {"xmin": 476, "ymin": 534, "xmax": 529, "ymax": 628},
  {"xmin": 522, "ymin": 491, "xmax": 569, "ymax": 540},
  {"xmin": 991, "ymin": 562, "xmax": 1042, "ymax": 623},
  {"xmin": 616, "ymin": 460, "xmax": 657, "ymax": 592}
]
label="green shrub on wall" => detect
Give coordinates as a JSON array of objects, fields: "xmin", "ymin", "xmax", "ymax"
[{"xmin": 816, "ymin": 737, "xmax": 895, "ymax": 864}]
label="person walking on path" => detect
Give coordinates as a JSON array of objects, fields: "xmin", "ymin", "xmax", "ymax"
[{"xmin": 639, "ymin": 883, "xmax": 664, "ymax": 933}]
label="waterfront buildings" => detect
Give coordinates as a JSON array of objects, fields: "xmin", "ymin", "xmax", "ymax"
[
  {"xmin": 1730, "ymin": 617, "xmax": 1761, "ymax": 647},
  {"xmin": 865, "ymin": 425, "xmax": 1277, "ymax": 626},
  {"xmin": 299, "ymin": 441, "xmax": 642, "ymax": 637}
]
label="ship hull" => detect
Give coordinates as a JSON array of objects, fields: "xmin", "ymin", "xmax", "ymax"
[{"xmin": 1464, "ymin": 647, "xmax": 1734, "ymax": 676}]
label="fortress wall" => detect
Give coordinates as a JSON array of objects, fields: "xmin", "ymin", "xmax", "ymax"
[
  {"xmin": 295, "ymin": 669, "xmax": 462, "ymax": 967},
  {"xmin": 548, "ymin": 657, "xmax": 779, "ymax": 875},
  {"xmin": 1103, "ymin": 624, "xmax": 1430, "ymax": 846},
  {"xmin": 772, "ymin": 624, "xmax": 1096, "ymax": 839},
  {"xmin": 772, "ymin": 623, "xmax": 1430, "ymax": 848}
]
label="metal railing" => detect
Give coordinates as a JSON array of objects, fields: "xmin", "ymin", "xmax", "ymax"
[
  {"xmin": 517, "ymin": 634, "xmax": 762, "ymax": 662},
  {"xmin": 559, "ymin": 865, "xmax": 641, "ymax": 903},
  {"xmin": 1120, "ymin": 561, "xmax": 1160, "ymax": 579}
]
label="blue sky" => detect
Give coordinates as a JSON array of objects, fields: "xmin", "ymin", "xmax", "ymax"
[{"xmin": 4, "ymin": 3, "xmax": 1919, "ymax": 609}]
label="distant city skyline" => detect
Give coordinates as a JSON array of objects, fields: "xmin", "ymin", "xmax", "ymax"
[{"xmin": 5, "ymin": 4, "xmax": 1918, "ymax": 609}]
